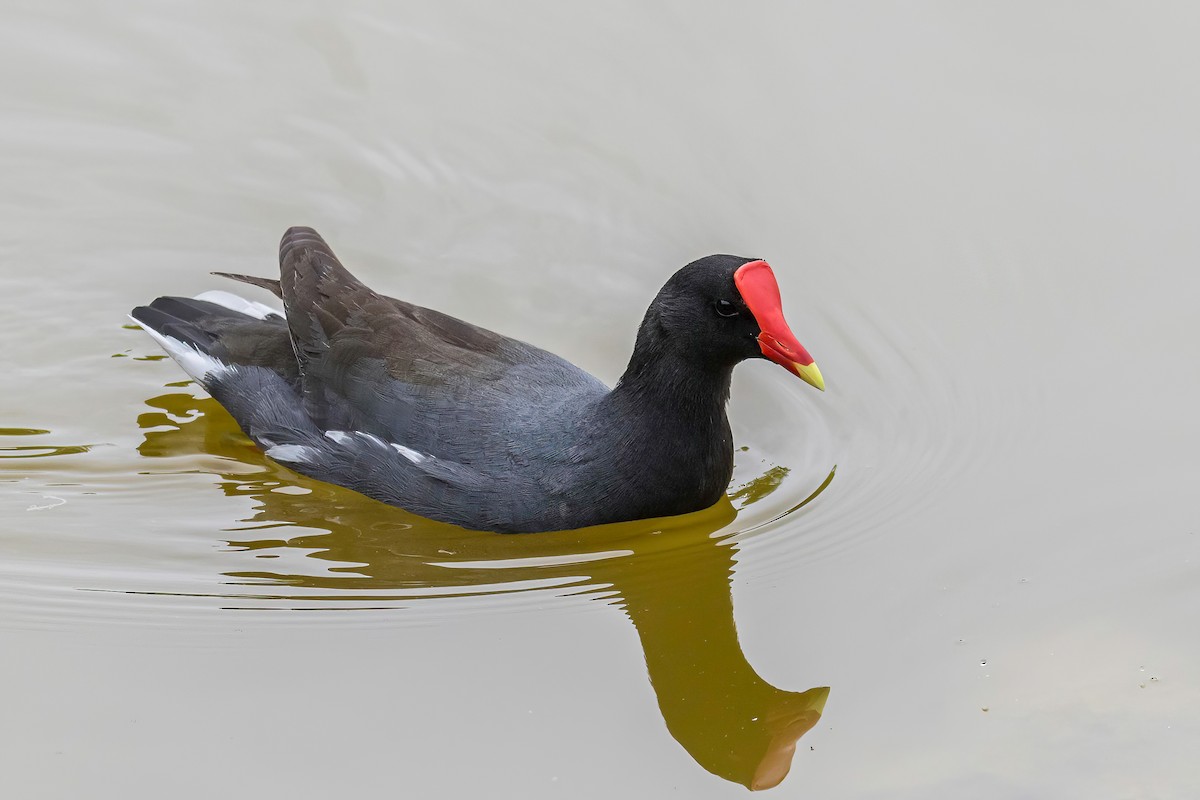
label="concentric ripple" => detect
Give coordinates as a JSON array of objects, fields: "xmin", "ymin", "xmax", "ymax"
[{"xmin": 0, "ymin": 288, "xmax": 998, "ymax": 633}]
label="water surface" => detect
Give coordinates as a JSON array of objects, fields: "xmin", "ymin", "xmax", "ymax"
[{"xmin": 2, "ymin": 3, "xmax": 1199, "ymax": 798}]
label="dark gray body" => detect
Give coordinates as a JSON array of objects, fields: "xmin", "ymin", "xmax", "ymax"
[{"xmin": 133, "ymin": 228, "xmax": 752, "ymax": 533}]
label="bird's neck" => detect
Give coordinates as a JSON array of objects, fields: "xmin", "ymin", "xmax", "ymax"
[
  {"xmin": 572, "ymin": 325, "xmax": 737, "ymax": 519},
  {"xmin": 609, "ymin": 330, "xmax": 734, "ymax": 432}
]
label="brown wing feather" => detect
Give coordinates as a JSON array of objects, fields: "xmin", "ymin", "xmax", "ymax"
[
  {"xmin": 212, "ymin": 271, "xmax": 283, "ymax": 298},
  {"xmin": 273, "ymin": 227, "xmax": 560, "ymax": 432},
  {"xmin": 277, "ymin": 226, "xmax": 538, "ymax": 380}
]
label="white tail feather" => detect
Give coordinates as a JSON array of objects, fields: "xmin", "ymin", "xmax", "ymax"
[
  {"xmin": 129, "ymin": 315, "xmax": 231, "ymax": 383},
  {"xmin": 193, "ymin": 290, "xmax": 282, "ymax": 320}
]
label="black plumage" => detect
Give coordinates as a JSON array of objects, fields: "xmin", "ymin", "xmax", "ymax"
[{"xmin": 132, "ymin": 227, "xmax": 819, "ymax": 533}]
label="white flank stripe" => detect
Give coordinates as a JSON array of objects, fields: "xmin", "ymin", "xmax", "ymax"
[
  {"xmin": 357, "ymin": 432, "xmax": 386, "ymax": 448},
  {"xmin": 325, "ymin": 429, "xmax": 428, "ymax": 464},
  {"xmin": 265, "ymin": 444, "xmax": 318, "ymax": 464},
  {"xmin": 194, "ymin": 290, "xmax": 282, "ymax": 320},
  {"xmin": 390, "ymin": 442, "xmax": 429, "ymax": 464}
]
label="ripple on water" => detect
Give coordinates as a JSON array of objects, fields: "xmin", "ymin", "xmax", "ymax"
[
  {"xmin": 717, "ymin": 297, "xmax": 1013, "ymax": 579},
  {"xmin": 0, "ymin": 427, "xmax": 95, "ymax": 460},
  {"xmin": 0, "ymin": 294, "xmax": 986, "ymax": 631},
  {"xmin": 0, "ymin": 378, "xmax": 836, "ymax": 788}
]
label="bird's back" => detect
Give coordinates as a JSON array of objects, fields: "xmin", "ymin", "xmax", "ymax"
[{"xmin": 132, "ymin": 227, "xmax": 609, "ymax": 531}]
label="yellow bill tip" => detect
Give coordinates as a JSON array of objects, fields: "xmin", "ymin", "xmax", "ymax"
[{"xmin": 793, "ymin": 361, "xmax": 825, "ymax": 392}]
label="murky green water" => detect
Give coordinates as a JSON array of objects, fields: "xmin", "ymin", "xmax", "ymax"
[{"xmin": 3, "ymin": 3, "xmax": 1199, "ymax": 797}]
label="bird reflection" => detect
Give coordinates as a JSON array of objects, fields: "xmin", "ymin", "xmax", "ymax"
[{"xmin": 136, "ymin": 390, "xmax": 829, "ymax": 790}]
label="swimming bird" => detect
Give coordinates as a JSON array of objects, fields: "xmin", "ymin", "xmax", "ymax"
[{"xmin": 131, "ymin": 227, "xmax": 823, "ymax": 532}]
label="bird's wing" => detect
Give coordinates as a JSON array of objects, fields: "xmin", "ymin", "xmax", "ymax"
[{"xmin": 274, "ymin": 227, "xmax": 601, "ymax": 451}]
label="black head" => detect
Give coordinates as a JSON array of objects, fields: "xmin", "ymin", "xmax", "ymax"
[
  {"xmin": 646, "ymin": 254, "xmax": 767, "ymax": 368},
  {"xmin": 626, "ymin": 255, "xmax": 824, "ymax": 390}
]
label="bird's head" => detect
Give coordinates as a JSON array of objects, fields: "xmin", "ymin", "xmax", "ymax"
[{"xmin": 647, "ymin": 254, "xmax": 824, "ymax": 391}]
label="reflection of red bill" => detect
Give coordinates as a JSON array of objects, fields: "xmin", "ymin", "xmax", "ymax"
[{"xmin": 734, "ymin": 260, "xmax": 825, "ymax": 391}]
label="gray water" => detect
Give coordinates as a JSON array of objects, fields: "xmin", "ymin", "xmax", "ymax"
[{"xmin": 2, "ymin": 3, "xmax": 1199, "ymax": 798}]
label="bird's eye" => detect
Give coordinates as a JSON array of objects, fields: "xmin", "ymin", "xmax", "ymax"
[{"xmin": 714, "ymin": 299, "xmax": 739, "ymax": 318}]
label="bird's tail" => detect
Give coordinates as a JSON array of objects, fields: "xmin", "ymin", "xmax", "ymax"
[{"xmin": 129, "ymin": 293, "xmax": 276, "ymax": 385}]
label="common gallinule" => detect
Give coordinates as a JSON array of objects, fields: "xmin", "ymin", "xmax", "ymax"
[{"xmin": 131, "ymin": 227, "xmax": 824, "ymax": 532}]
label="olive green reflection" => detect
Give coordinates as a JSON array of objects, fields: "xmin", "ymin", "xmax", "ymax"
[{"xmin": 137, "ymin": 391, "xmax": 829, "ymax": 790}]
